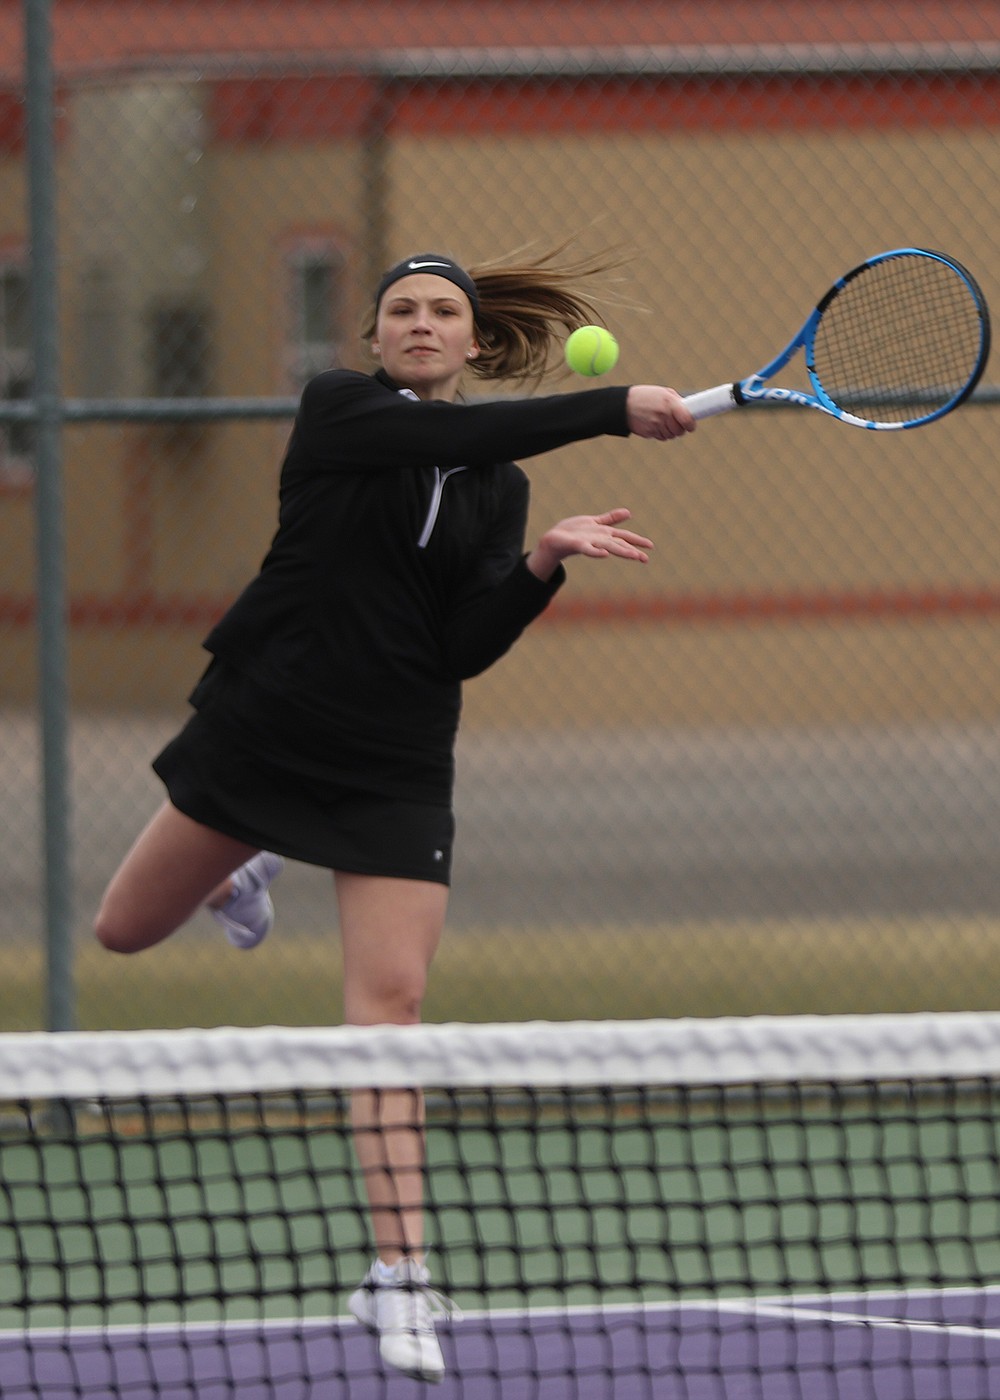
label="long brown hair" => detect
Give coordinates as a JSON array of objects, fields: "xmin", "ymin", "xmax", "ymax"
[{"xmin": 362, "ymin": 239, "xmax": 629, "ymax": 383}]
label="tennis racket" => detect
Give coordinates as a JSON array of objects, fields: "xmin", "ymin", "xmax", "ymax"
[{"xmin": 683, "ymin": 248, "xmax": 990, "ymax": 430}]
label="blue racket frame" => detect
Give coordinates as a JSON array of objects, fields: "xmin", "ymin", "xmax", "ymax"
[{"xmin": 684, "ymin": 247, "xmax": 991, "ymax": 431}]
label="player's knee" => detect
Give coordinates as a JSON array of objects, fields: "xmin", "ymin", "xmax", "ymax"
[
  {"xmin": 376, "ymin": 982, "xmax": 425, "ymax": 1025},
  {"xmin": 349, "ymin": 968, "xmax": 428, "ymax": 1027},
  {"xmin": 93, "ymin": 901, "xmax": 165, "ymax": 954},
  {"xmin": 394, "ymin": 986, "xmax": 425, "ymax": 1024},
  {"xmin": 93, "ymin": 906, "xmax": 136, "ymax": 953}
]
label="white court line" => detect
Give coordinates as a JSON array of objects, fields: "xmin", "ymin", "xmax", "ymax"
[
  {"xmin": 708, "ymin": 1290, "xmax": 1000, "ymax": 1343},
  {"xmin": 5, "ymin": 1286, "xmax": 1000, "ymax": 1342}
]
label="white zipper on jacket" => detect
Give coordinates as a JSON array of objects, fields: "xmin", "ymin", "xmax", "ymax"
[
  {"xmin": 417, "ymin": 464, "xmax": 468, "ymax": 548},
  {"xmin": 396, "ymin": 387, "xmax": 468, "ymax": 548}
]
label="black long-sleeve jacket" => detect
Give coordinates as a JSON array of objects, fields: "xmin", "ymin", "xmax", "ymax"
[{"xmin": 199, "ymin": 369, "xmax": 631, "ymax": 799}]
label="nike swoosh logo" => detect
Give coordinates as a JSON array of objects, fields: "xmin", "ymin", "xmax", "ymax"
[{"xmin": 407, "ymin": 260, "xmax": 451, "ymax": 270}]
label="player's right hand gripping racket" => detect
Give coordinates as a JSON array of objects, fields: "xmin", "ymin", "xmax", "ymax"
[{"xmin": 683, "ymin": 248, "xmax": 990, "ymax": 430}]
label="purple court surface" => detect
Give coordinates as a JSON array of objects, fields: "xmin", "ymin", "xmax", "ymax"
[{"xmin": 4, "ymin": 1291, "xmax": 1000, "ymax": 1398}]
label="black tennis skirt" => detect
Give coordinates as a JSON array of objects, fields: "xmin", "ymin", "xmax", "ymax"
[{"xmin": 152, "ymin": 667, "xmax": 455, "ymax": 885}]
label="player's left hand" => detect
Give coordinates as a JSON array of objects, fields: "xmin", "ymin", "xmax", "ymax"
[{"xmin": 526, "ymin": 508, "xmax": 652, "ymax": 580}]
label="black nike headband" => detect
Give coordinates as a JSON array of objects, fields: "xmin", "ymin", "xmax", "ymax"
[{"xmin": 375, "ymin": 254, "xmax": 480, "ymax": 315}]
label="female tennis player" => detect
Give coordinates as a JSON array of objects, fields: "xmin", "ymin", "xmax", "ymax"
[{"xmin": 94, "ymin": 244, "xmax": 695, "ymax": 1383}]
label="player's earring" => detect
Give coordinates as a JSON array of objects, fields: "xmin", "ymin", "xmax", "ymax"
[{"xmin": 372, "ymin": 344, "xmax": 381, "ymax": 355}]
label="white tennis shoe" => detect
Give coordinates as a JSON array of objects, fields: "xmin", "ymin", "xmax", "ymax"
[
  {"xmin": 348, "ymin": 1257, "xmax": 455, "ymax": 1384},
  {"xmin": 211, "ymin": 852, "xmax": 284, "ymax": 949}
]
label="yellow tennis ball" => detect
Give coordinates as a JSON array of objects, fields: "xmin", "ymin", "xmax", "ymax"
[{"xmin": 565, "ymin": 325, "xmax": 620, "ymax": 377}]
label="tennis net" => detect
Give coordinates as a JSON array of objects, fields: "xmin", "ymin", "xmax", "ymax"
[{"xmin": 3, "ymin": 1013, "xmax": 1000, "ymax": 1398}]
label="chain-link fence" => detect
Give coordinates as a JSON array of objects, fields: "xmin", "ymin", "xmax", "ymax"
[{"xmin": 2, "ymin": 2, "xmax": 999, "ymax": 1031}]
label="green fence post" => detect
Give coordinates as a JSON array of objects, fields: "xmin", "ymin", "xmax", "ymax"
[{"xmin": 25, "ymin": 0, "xmax": 75, "ymax": 1032}]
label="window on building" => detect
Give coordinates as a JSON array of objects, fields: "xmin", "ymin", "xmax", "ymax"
[
  {"xmin": 148, "ymin": 300, "xmax": 211, "ymax": 398},
  {"xmin": 285, "ymin": 242, "xmax": 345, "ymax": 387},
  {"xmin": 0, "ymin": 260, "xmax": 33, "ymax": 484},
  {"xmin": 79, "ymin": 262, "xmax": 121, "ymax": 399}
]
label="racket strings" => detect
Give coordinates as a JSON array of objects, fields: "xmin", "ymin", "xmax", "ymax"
[{"xmin": 811, "ymin": 255, "xmax": 986, "ymax": 424}]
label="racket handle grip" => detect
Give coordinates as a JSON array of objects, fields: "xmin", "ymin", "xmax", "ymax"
[{"xmin": 681, "ymin": 384, "xmax": 739, "ymax": 420}]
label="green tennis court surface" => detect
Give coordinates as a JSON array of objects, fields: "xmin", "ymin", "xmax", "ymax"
[{"xmin": 5, "ymin": 1096, "xmax": 1000, "ymax": 1329}]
